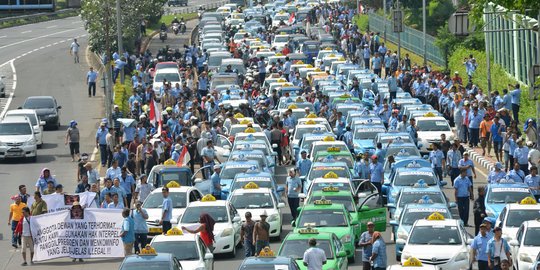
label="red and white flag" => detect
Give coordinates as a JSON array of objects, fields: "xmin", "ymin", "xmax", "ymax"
[
  {"xmin": 176, "ymin": 145, "xmax": 191, "ymax": 167},
  {"xmin": 288, "ymin": 12, "xmax": 295, "ymax": 24},
  {"xmin": 148, "ymin": 98, "xmax": 161, "ymax": 128}
]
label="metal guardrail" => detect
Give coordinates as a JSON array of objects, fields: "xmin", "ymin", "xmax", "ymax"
[
  {"xmin": 163, "ymin": 0, "xmax": 230, "ymax": 15},
  {"xmin": 0, "ymin": 8, "xmax": 77, "ymax": 24}
]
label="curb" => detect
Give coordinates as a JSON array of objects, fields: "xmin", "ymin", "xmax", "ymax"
[
  {"xmin": 464, "ymin": 147, "xmax": 495, "ymax": 173},
  {"xmin": 140, "ymin": 30, "xmax": 160, "ymax": 54}
]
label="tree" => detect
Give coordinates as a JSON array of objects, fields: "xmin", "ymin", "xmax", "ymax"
[{"xmin": 467, "ymin": 0, "xmax": 539, "ymax": 24}]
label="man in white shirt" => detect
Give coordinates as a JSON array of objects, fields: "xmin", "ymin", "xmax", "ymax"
[
  {"xmin": 70, "ymin": 38, "xmax": 80, "ymax": 63},
  {"xmin": 19, "ymin": 207, "xmax": 33, "ymax": 265},
  {"xmin": 303, "ymin": 238, "xmax": 326, "ymax": 270}
]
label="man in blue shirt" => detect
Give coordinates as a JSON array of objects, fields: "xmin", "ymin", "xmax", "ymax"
[
  {"xmin": 296, "ymin": 150, "xmax": 312, "ymax": 176},
  {"xmin": 354, "ymin": 153, "xmax": 370, "ymax": 179},
  {"xmin": 407, "ymin": 118, "xmax": 419, "ymax": 145},
  {"xmin": 454, "ymin": 169, "xmax": 473, "ymax": 226},
  {"xmin": 468, "ymin": 106, "xmax": 483, "ymax": 147},
  {"xmin": 458, "ymin": 153, "xmax": 477, "ymax": 181},
  {"xmin": 387, "ymin": 74, "xmax": 398, "ymax": 102},
  {"xmin": 362, "ymin": 44, "xmax": 371, "ymax": 69},
  {"xmin": 369, "ymin": 155, "xmax": 384, "ymax": 194},
  {"xmin": 132, "ymin": 201, "xmax": 149, "ymax": 254},
  {"xmin": 285, "ymin": 168, "xmax": 302, "ymax": 220},
  {"xmin": 524, "ymin": 166, "xmax": 540, "ymax": 200},
  {"xmin": 490, "ymin": 116, "xmax": 504, "ymax": 162},
  {"xmin": 513, "ymin": 139, "xmax": 530, "ymax": 175},
  {"xmin": 488, "ymin": 162, "xmax": 507, "ymax": 184},
  {"xmin": 119, "ymin": 167, "xmax": 136, "ymax": 206},
  {"xmin": 120, "ymin": 208, "xmax": 135, "ymax": 255},
  {"xmin": 429, "ymin": 143, "xmax": 446, "ymax": 182},
  {"xmin": 342, "ymin": 127, "xmax": 354, "ymax": 152},
  {"xmin": 510, "ymin": 84, "xmax": 521, "ymax": 123},
  {"xmin": 197, "ymin": 72, "xmax": 209, "ymax": 98},
  {"xmin": 371, "ymin": 52, "xmax": 382, "ymax": 77},
  {"xmin": 370, "ymin": 232, "xmax": 387, "ymax": 270},
  {"xmin": 160, "ymin": 187, "xmax": 173, "ymax": 233},
  {"xmin": 210, "ymin": 165, "xmax": 222, "ymax": 199},
  {"xmin": 447, "ymin": 143, "xmax": 462, "ymax": 185},
  {"xmin": 487, "ymin": 227, "xmax": 511, "ymax": 269},
  {"xmin": 359, "ymin": 222, "xmax": 374, "ymax": 269},
  {"xmin": 507, "ymin": 163, "xmax": 525, "ymax": 183},
  {"xmin": 86, "ymin": 67, "xmax": 98, "ymax": 97},
  {"xmin": 96, "ymin": 122, "xmax": 109, "ymax": 167},
  {"xmin": 471, "ymin": 223, "xmax": 490, "ymax": 270}
]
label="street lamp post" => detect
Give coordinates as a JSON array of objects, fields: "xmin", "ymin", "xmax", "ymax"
[
  {"xmin": 422, "ymin": 0, "xmax": 426, "ymax": 66},
  {"xmin": 383, "ymin": 0, "xmax": 387, "ymax": 43}
]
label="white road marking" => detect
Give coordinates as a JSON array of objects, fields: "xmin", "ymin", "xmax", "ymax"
[
  {"xmin": 0, "ymin": 35, "xmax": 6, "ymax": 38},
  {"xmin": 46, "ymin": 25, "xmax": 58, "ymax": 29},
  {"xmin": 0, "ymin": 28, "xmax": 79, "ymax": 50},
  {"xmin": 21, "ymin": 30, "xmax": 32, "ymax": 34},
  {"xmin": 0, "ymin": 60, "xmax": 16, "ymax": 119}
]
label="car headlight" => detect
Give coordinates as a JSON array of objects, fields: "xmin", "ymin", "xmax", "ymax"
[
  {"xmin": 23, "ymin": 139, "xmax": 35, "ymax": 146},
  {"xmin": 267, "ymin": 213, "xmax": 278, "ymax": 222},
  {"xmin": 397, "ymin": 230, "xmax": 408, "ymax": 240},
  {"xmin": 221, "ymin": 228, "xmax": 233, "ymax": 237},
  {"xmin": 340, "ymin": 234, "xmax": 351, "ymax": 243},
  {"xmin": 454, "ymin": 251, "xmax": 469, "ymax": 262},
  {"xmin": 0, "ymin": 142, "xmax": 7, "ymax": 146},
  {"xmin": 519, "ymin": 253, "xmax": 533, "ymax": 263}
]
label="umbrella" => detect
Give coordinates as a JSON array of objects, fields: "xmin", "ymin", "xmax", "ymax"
[{"xmin": 117, "ymin": 118, "xmax": 137, "ymax": 127}]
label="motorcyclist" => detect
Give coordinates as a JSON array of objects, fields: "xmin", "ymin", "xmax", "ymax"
[
  {"xmin": 171, "ymin": 17, "xmax": 180, "ymax": 25},
  {"xmin": 160, "ymin": 23, "xmax": 167, "ymax": 31}
]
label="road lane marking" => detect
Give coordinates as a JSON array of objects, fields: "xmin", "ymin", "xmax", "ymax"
[
  {"xmin": 0, "ymin": 60, "xmax": 16, "ymax": 118},
  {"xmin": 0, "ymin": 28, "xmax": 79, "ymax": 50},
  {"xmin": 21, "ymin": 30, "xmax": 32, "ymax": 34},
  {"xmin": 46, "ymin": 25, "xmax": 57, "ymax": 29},
  {"xmin": 0, "ymin": 35, "xmax": 6, "ymax": 38}
]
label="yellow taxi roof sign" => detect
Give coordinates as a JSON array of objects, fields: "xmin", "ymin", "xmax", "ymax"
[
  {"xmin": 338, "ymin": 57, "xmax": 346, "ymax": 61},
  {"xmin": 234, "ymin": 113, "xmax": 245, "ymax": 119},
  {"xmin": 296, "ymin": 60, "xmax": 304, "ymax": 64},
  {"xmin": 323, "ymin": 172, "xmax": 338, "ymax": 179},
  {"xmin": 166, "ymin": 181, "xmax": 181, "ymax": 188},
  {"xmin": 239, "ymin": 119, "xmax": 251, "ymax": 125},
  {"xmin": 327, "ymin": 147, "xmax": 341, "ymax": 152},
  {"xmin": 403, "ymin": 257, "xmax": 423, "ymax": 267},
  {"xmin": 244, "ymin": 127, "xmax": 256, "ymax": 133},
  {"xmin": 298, "ymin": 227, "xmax": 319, "ymax": 234},
  {"xmin": 140, "ymin": 245, "xmax": 158, "ymax": 255},
  {"xmin": 520, "ymin": 197, "xmax": 537, "ymax": 205},
  {"xmin": 322, "ymin": 136, "xmax": 335, "ymax": 141},
  {"xmin": 295, "ymin": 97, "xmax": 304, "ymax": 102},
  {"xmin": 324, "ymin": 47, "xmax": 332, "ymax": 50},
  {"xmin": 244, "ymin": 182, "xmax": 259, "ymax": 189},
  {"xmin": 278, "ymin": 78, "xmax": 287, "ymax": 82},
  {"xmin": 423, "ymin": 112, "xmax": 436, "ymax": 117},
  {"xmin": 339, "ymin": 94, "xmax": 351, "ymax": 98},
  {"xmin": 305, "ymin": 120, "xmax": 316, "ymax": 125},
  {"xmin": 166, "ymin": 228, "xmax": 184, "ymax": 236},
  {"xmin": 314, "ymin": 198, "xmax": 332, "ymax": 205},
  {"xmin": 288, "ymin": 104, "xmax": 298, "ymax": 109},
  {"xmin": 426, "ymin": 212, "xmax": 445, "ymax": 221},
  {"xmin": 163, "ymin": 159, "xmax": 176, "ymax": 166},
  {"xmin": 275, "ymin": 53, "xmax": 283, "ymax": 56},
  {"xmin": 201, "ymin": 194, "xmax": 217, "ymax": 202},
  {"xmin": 306, "ymin": 64, "xmax": 313, "ymax": 68},
  {"xmin": 314, "ymin": 68, "xmax": 321, "ymax": 72},
  {"xmin": 328, "ymin": 54, "xmax": 336, "ymax": 57},
  {"xmin": 259, "ymin": 246, "xmax": 275, "ymax": 257},
  {"xmin": 283, "ymin": 83, "xmax": 292, "ymax": 86},
  {"xmin": 306, "ymin": 113, "xmax": 318, "ymax": 118},
  {"xmin": 322, "ymin": 186, "xmax": 339, "ymax": 192}
]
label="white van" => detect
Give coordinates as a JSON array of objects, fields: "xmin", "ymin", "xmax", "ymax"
[
  {"xmin": 0, "ymin": 116, "xmax": 37, "ymax": 162},
  {"xmin": 4, "ymin": 109, "xmax": 44, "ymax": 147}
]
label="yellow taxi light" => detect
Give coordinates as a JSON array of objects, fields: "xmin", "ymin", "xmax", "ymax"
[
  {"xmin": 244, "ymin": 127, "xmax": 256, "ymax": 133},
  {"xmin": 140, "ymin": 245, "xmax": 157, "ymax": 255},
  {"xmin": 239, "ymin": 119, "xmax": 251, "ymax": 125},
  {"xmin": 201, "ymin": 194, "xmax": 217, "ymax": 202},
  {"xmin": 322, "ymin": 136, "xmax": 335, "ymax": 141},
  {"xmin": 166, "ymin": 228, "xmax": 184, "ymax": 236},
  {"xmin": 278, "ymin": 78, "xmax": 287, "ymax": 82},
  {"xmin": 426, "ymin": 212, "xmax": 445, "ymax": 221},
  {"xmin": 163, "ymin": 159, "xmax": 176, "ymax": 166},
  {"xmin": 244, "ymin": 182, "xmax": 259, "ymax": 189},
  {"xmin": 403, "ymin": 257, "xmax": 423, "ymax": 266},
  {"xmin": 296, "ymin": 60, "xmax": 304, "ymax": 64},
  {"xmin": 306, "ymin": 113, "xmax": 318, "ymax": 118},
  {"xmin": 166, "ymin": 181, "xmax": 181, "ymax": 188},
  {"xmin": 288, "ymin": 104, "xmax": 298, "ymax": 109},
  {"xmin": 305, "ymin": 120, "xmax": 316, "ymax": 125},
  {"xmin": 298, "ymin": 227, "xmax": 319, "ymax": 234},
  {"xmin": 314, "ymin": 199, "xmax": 332, "ymax": 205},
  {"xmin": 275, "ymin": 52, "xmax": 283, "ymax": 56},
  {"xmin": 423, "ymin": 112, "xmax": 436, "ymax": 117},
  {"xmin": 520, "ymin": 197, "xmax": 537, "ymax": 205},
  {"xmin": 296, "ymin": 97, "xmax": 304, "ymax": 102},
  {"xmin": 327, "ymin": 147, "xmax": 341, "ymax": 152},
  {"xmin": 323, "ymin": 172, "xmax": 338, "ymax": 179},
  {"xmin": 322, "ymin": 186, "xmax": 339, "ymax": 192},
  {"xmin": 259, "ymin": 246, "xmax": 275, "ymax": 257},
  {"xmin": 306, "ymin": 64, "xmax": 313, "ymax": 68},
  {"xmin": 234, "ymin": 113, "xmax": 245, "ymax": 118}
]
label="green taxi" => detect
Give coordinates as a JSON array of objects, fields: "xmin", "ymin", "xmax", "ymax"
[
  {"xmin": 278, "ymin": 228, "xmax": 348, "ymax": 270},
  {"xmin": 292, "ymin": 199, "xmax": 357, "ymax": 262}
]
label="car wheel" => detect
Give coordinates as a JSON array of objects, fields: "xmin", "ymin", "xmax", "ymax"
[{"xmin": 228, "ymin": 243, "xmax": 236, "ymax": 258}]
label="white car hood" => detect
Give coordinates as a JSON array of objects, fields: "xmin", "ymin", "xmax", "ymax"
[
  {"xmin": 147, "ymin": 208, "xmax": 185, "ymax": 224},
  {"xmin": 179, "ymin": 260, "xmax": 205, "ymax": 270},
  {"xmin": 417, "ymin": 131, "xmax": 453, "ymax": 140},
  {"xmin": 0, "ymin": 134, "xmax": 33, "ymax": 143},
  {"xmin": 404, "ymin": 244, "xmax": 463, "ymax": 260},
  {"xmin": 518, "ymin": 246, "xmax": 540, "ymax": 259}
]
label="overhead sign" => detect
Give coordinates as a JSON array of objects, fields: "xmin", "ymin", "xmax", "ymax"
[{"xmin": 393, "ymin": 10, "xmax": 403, "ymax": 33}]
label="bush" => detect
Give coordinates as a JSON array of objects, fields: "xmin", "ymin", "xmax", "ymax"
[
  {"xmin": 113, "ymin": 76, "xmax": 132, "ymax": 116},
  {"xmin": 353, "ymin": 14, "xmax": 369, "ymax": 32},
  {"xmin": 448, "ymin": 47, "xmax": 534, "ymax": 121}
]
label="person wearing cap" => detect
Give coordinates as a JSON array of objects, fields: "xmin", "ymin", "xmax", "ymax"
[
  {"xmin": 132, "ymin": 200, "xmax": 149, "ymax": 254},
  {"xmin": 35, "ymin": 168, "xmax": 57, "ymax": 193},
  {"xmin": 303, "ymin": 238, "xmax": 327, "ymax": 270},
  {"xmin": 171, "ymin": 143, "xmax": 182, "ymax": 163},
  {"xmin": 454, "ymin": 169, "xmax": 474, "ymax": 226},
  {"xmin": 471, "ymin": 223, "xmax": 490, "ymax": 270},
  {"xmin": 487, "ymin": 227, "xmax": 512, "ymax": 269},
  {"xmin": 285, "ymin": 168, "xmax": 301, "ymax": 220},
  {"xmin": 473, "ymin": 186, "xmax": 487, "ymax": 235},
  {"xmin": 362, "ymin": 44, "xmax": 370, "ymax": 69},
  {"xmin": 9, "ymin": 195, "xmax": 26, "ymax": 248},
  {"xmin": 369, "ymin": 231, "xmax": 387, "ymax": 270},
  {"xmin": 488, "ymin": 162, "xmax": 506, "ymax": 184},
  {"xmin": 65, "ymin": 120, "xmax": 80, "ymax": 162},
  {"xmin": 253, "ymin": 210, "xmax": 270, "ymax": 255},
  {"xmin": 210, "ymin": 165, "xmax": 222, "ymax": 199},
  {"xmin": 513, "ymin": 139, "xmax": 530, "ymax": 175},
  {"xmin": 458, "ymin": 152, "xmax": 477, "ymax": 180},
  {"xmin": 359, "ymin": 222, "xmax": 375, "ymax": 269},
  {"xmin": 369, "ymin": 155, "xmax": 384, "ymax": 194},
  {"xmin": 297, "ymin": 150, "xmax": 312, "ymax": 177},
  {"xmin": 524, "ymin": 166, "xmax": 540, "ymax": 200},
  {"xmin": 429, "ymin": 143, "xmax": 446, "ymax": 182}
]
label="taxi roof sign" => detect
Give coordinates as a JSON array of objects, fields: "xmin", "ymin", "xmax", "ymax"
[
  {"xmin": 403, "ymin": 257, "xmax": 423, "ymax": 267},
  {"xmin": 239, "ymin": 119, "xmax": 251, "ymax": 125},
  {"xmin": 288, "ymin": 104, "xmax": 298, "ymax": 109},
  {"xmin": 278, "ymin": 78, "xmax": 287, "ymax": 83},
  {"xmin": 244, "ymin": 127, "xmax": 256, "ymax": 133},
  {"xmin": 405, "ymin": 160, "xmax": 422, "ymax": 168},
  {"xmin": 327, "ymin": 146, "xmax": 341, "ymax": 152},
  {"xmin": 298, "ymin": 227, "xmax": 319, "ymax": 234},
  {"xmin": 314, "ymin": 198, "xmax": 332, "ymax": 205},
  {"xmin": 323, "ymin": 172, "xmax": 338, "ymax": 179},
  {"xmin": 166, "ymin": 181, "xmax": 181, "ymax": 188},
  {"xmin": 140, "ymin": 245, "xmax": 157, "ymax": 255},
  {"xmin": 426, "ymin": 212, "xmax": 445, "ymax": 221},
  {"xmin": 201, "ymin": 194, "xmax": 217, "ymax": 202},
  {"xmin": 322, "ymin": 136, "xmax": 335, "ymax": 141},
  {"xmin": 520, "ymin": 197, "xmax": 537, "ymax": 205},
  {"xmin": 322, "ymin": 186, "xmax": 339, "ymax": 192},
  {"xmin": 234, "ymin": 113, "xmax": 245, "ymax": 119},
  {"xmin": 413, "ymin": 179, "xmax": 428, "ymax": 188},
  {"xmin": 163, "ymin": 159, "xmax": 176, "ymax": 166},
  {"xmin": 423, "ymin": 112, "xmax": 436, "ymax": 117},
  {"xmin": 339, "ymin": 94, "xmax": 351, "ymax": 98},
  {"xmin": 306, "ymin": 113, "xmax": 318, "ymax": 118},
  {"xmin": 295, "ymin": 60, "xmax": 304, "ymax": 64},
  {"xmin": 244, "ymin": 182, "xmax": 259, "ymax": 189},
  {"xmin": 166, "ymin": 228, "xmax": 184, "ymax": 236},
  {"xmin": 258, "ymin": 246, "xmax": 275, "ymax": 257},
  {"xmin": 305, "ymin": 120, "xmax": 316, "ymax": 125},
  {"xmin": 296, "ymin": 97, "xmax": 304, "ymax": 102},
  {"xmin": 306, "ymin": 64, "xmax": 313, "ymax": 68}
]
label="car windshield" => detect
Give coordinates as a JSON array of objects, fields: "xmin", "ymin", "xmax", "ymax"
[
  {"xmin": 142, "ymin": 192, "xmax": 186, "ymax": 209},
  {"xmin": 295, "ymin": 127, "xmax": 327, "ymax": 140},
  {"xmin": 402, "ymin": 211, "xmax": 450, "ymax": 225},
  {"xmin": 151, "ymin": 241, "xmax": 199, "ymax": 260},
  {"xmin": 279, "ymin": 239, "xmax": 333, "ymax": 259},
  {"xmin": 23, "ymin": 98, "xmax": 55, "ymax": 109},
  {"xmin": 309, "ymin": 196, "xmax": 354, "ymax": 212},
  {"xmin": 121, "ymin": 262, "xmax": 170, "ymax": 270},
  {"xmin": 354, "ymin": 131, "xmax": 382, "ymax": 140},
  {"xmin": 274, "ymin": 36, "xmax": 289, "ymax": 43},
  {"xmin": 230, "ymin": 193, "xmax": 274, "ymax": 209},
  {"xmin": 208, "ymin": 56, "xmax": 228, "ymax": 67},
  {"xmin": 181, "ymin": 206, "xmax": 228, "ymax": 223},
  {"xmin": 7, "ymin": 114, "xmax": 37, "ymax": 125},
  {"xmin": 417, "ymin": 119, "xmax": 450, "ymax": 132},
  {"xmin": 486, "ymin": 191, "xmax": 532, "ymax": 204},
  {"xmin": 231, "ymin": 180, "xmax": 272, "ymax": 191},
  {"xmin": 394, "ymin": 172, "xmax": 437, "ymax": 186},
  {"xmin": 524, "ymin": 227, "xmax": 540, "ymax": 246},
  {"xmin": 154, "ymin": 72, "xmax": 180, "ymax": 82},
  {"xmin": 506, "ymin": 210, "xmax": 540, "ymax": 227},
  {"xmin": 297, "ymin": 209, "xmax": 347, "ymax": 227},
  {"xmin": 308, "ymin": 168, "xmax": 349, "ymax": 180},
  {"xmin": 221, "ymin": 166, "xmax": 256, "ymax": 179},
  {"xmin": 398, "ymin": 192, "xmax": 445, "ymax": 207},
  {"xmin": 310, "ymin": 182, "xmax": 350, "ymax": 193},
  {"xmin": 157, "ymin": 63, "xmax": 177, "ymax": 69},
  {"xmin": 240, "ymin": 265, "xmax": 291, "ymax": 270},
  {"xmin": 0, "ymin": 123, "xmax": 32, "ymax": 135},
  {"xmin": 408, "ymin": 225, "xmax": 462, "ymax": 245},
  {"xmin": 387, "ymin": 147, "xmax": 420, "ymax": 158},
  {"xmin": 315, "ymin": 155, "xmax": 353, "ymax": 168}
]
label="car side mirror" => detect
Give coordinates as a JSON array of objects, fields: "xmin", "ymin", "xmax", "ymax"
[
  {"xmin": 277, "ymin": 202, "xmax": 285, "ymax": 208},
  {"xmin": 422, "ymin": 155, "xmax": 428, "ymax": 160},
  {"xmin": 337, "ymin": 250, "xmax": 347, "ymax": 258},
  {"xmin": 466, "ymin": 239, "xmax": 474, "ymax": 245},
  {"xmin": 386, "ymin": 203, "xmax": 395, "ymax": 209},
  {"xmin": 449, "ymin": 202, "xmax": 457, "ymax": 208},
  {"xmin": 17, "ymin": 106, "xmax": 22, "ymax": 109},
  {"xmin": 298, "ymin": 193, "xmax": 306, "ymax": 199},
  {"xmin": 395, "ymin": 239, "xmax": 407, "ymax": 245},
  {"xmin": 276, "ymin": 186, "xmax": 285, "ymax": 193},
  {"xmin": 360, "ymin": 205, "xmax": 370, "ymax": 211},
  {"xmin": 232, "ymin": 216, "xmax": 241, "ymax": 222},
  {"xmin": 204, "ymin": 253, "xmax": 214, "ymax": 260},
  {"xmin": 194, "ymin": 178, "xmax": 203, "ymax": 184},
  {"xmin": 291, "ymin": 220, "xmax": 296, "ymax": 227},
  {"xmin": 40, "ymin": 121, "xmax": 46, "ymax": 126},
  {"xmin": 350, "ymin": 220, "xmax": 358, "ymax": 225},
  {"xmin": 440, "ymin": 181, "xmax": 447, "ymax": 187},
  {"xmin": 509, "ymin": 240, "xmax": 519, "ymax": 246},
  {"xmin": 57, "ymin": 106, "xmax": 62, "ymax": 109},
  {"xmin": 223, "ymin": 145, "xmax": 230, "ymax": 150},
  {"xmin": 389, "ymin": 220, "xmax": 398, "ymax": 227}
]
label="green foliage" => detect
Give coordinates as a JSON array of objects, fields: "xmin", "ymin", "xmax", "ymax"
[
  {"xmin": 448, "ymin": 47, "xmax": 534, "ymax": 121},
  {"xmin": 468, "ymin": 0, "xmax": 539, "ymax": 25},
  {"xmin": 401, "ymin": 0, "xmax": 455, "ymax": 36},
  {"xmin": 434, "ymin": 23, "xmax": 485, "ymax": 69},
  {"xmin": 147, "ymin": 13, "xmax": 198, "ymax": 33},
  {"xmin": 113, "ymin": 77, "xmax": 132, "ymax": 116},
  {"xmin": 353, "ymin": 14, "xmax": 369, "ymax": 32}
]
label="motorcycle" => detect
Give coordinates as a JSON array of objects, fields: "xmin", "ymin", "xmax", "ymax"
[
  {"xmin": 159, "ymin": 30, "xmax": 167, "ymax": 42},
  {"xmin": 172, "ymin": 23, "xmax": 179, "ymax": 35},
  {"xmin": 180, "ymin": 22, "xmax": 186, "ymax": 34}
]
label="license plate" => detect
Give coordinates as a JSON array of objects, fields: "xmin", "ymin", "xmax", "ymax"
[
  {"xmin": 6, "ymin": 149, "xmax": 23, "ymax": 156},
  {"xmin": 149, "ymin": 227, "xmax": 162, "ymax": 234}
]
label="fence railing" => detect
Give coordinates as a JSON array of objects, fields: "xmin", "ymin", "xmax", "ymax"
[
  {"xmin": 163, "ymin": 0, "xmax": 230, "ymax": 15},
  {"xmin": 367, "ymin": 12, "xmax": 446, "ymax": 67},
  {"xmin": 0, "ymin": 8, "xmax": 76, "ymax": 24}
]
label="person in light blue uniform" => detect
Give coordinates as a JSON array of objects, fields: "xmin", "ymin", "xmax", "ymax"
[
  {"xmin": 513, "ymin": 139, "xmax": 530, "ymax": 175},
  {"xmin": 296, "ymin": 150, "xmax": 312, "ymax": 177},
  {"xmin": 370, "ymin": 232, "xmax": 387, "ymax": 270},
  {"xmin": 510, "ymin": 84, "xmax": 521, "ymax": 123},
  {"xmin": 524, "ymin": 166, "xmax": 540, "ymax": 200},
  {"xmin": 96, "ymin": 123, "xmax": 109, "ymax": 167},
  {"xmin": 210, "ymin": 165, "xmax": 222, "ymax": 199},
  {"xmin": 285, "ymin": 168, "xmax": 302, "ymax": 220},
  {"xmin": 429, "ymin": 143, "xmax": 446, "ymax": 182},
  {"xmin": 369, "ymin": 155, "xmax": 384, "ymax": 194},
  {"xmin": 471, "ymin": 223, "xmax": 490, "ymax": 270},
  {"xmin": 354, "ymin": 153, "xmax": 370, "ymax": 179},
  {"xmin": 507, "ymin": 163, "xmax": 525, "ymax": 183},
  {"xmin": 487, "ymin": 162, "xmax": 507, "ymax": 184},
  {"xmin": 454, "ymin": 169, "xmax": 473, "ymax": 226}
]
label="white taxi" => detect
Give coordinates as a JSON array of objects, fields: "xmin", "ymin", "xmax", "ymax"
[
  {"xmin": 415, "ymin": 114, "xmax": 454, "ymax": 153},
  {"xmin": 291, "ymin": 122, "xmax": 329, "ymax": 149},
  {"xmin": 509, "ymin": 219, "xmax": 540, "ymax": 270},
  {"xmin": 495, "ymin": 197, "xmax": 540, "ymax": 242},
  {"xmin": 143, "ymin": 184, "xmax": 203, "ymax": 236},
  {"xmin": 150, "ymin": 228, "xmax": 214, "ymax": 270},
  {"xmin": 228, "ymin": 182, "xmax": 285, "ymax": 239},
  {"xmin": 398, "ymin": 213, "xmax": 471, "ymax": 269},
  {"xmin": 387, "ymin": 257, "xmax": 440, "ymax": 270},
  {"xmin": 178, "ymin": 195, "xmax": 242, "ymax": 257},
  {"xmin": 272, "ymin": 11, "xmax": 291, "ymax": 27},
  {"xmin": 272, "ymin": 35, "xmax": 290, "ymax": 50}
]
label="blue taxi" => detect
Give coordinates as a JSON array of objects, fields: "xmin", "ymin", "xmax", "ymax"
[
  {"xmin": 302, "ymin": 162, "xmax": 352, "ymax": 193},
  {"xmin": 219, "ymin": 160, "xmax": 260, "ymax": 199},
  {"xmin": 226, "ymin": 170, "xmax": 284, "ymax": 200},
  {"xmin": 383, "ymin": 162, "xmax": 445, "ymax": 204},
  {"xmin": 238, "ymin": 254, "xmax": 300, "ymax": 270},
  {"xmin": 387, "ymin": 180, "xmax": 456, "ymax": 218},
  {"xmin": 119, "ymin": 245, "xmax": 183, "ymax": 270},
  {"xmin": 294, "ymin": 132, "xmax": 335, "ymax": 162},
  {"xmin": 352, "ymin": 124, "xmax": 386, "ymax": 155},
  {"xmin": 389, "ymin": 203, "xmax": 453, "ymax": 260},
  {"xmin": 485, "ymin": 179, "xmax": 536, "ymax": 218},
  {"xmin": 228, "ymin": 150, "xmax": 275, "ymax": 174}
]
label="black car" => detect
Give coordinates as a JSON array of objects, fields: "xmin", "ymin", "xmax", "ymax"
[{"xmin": 19, "ymin": 96, "xmax": 61, "ymax": 129}]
